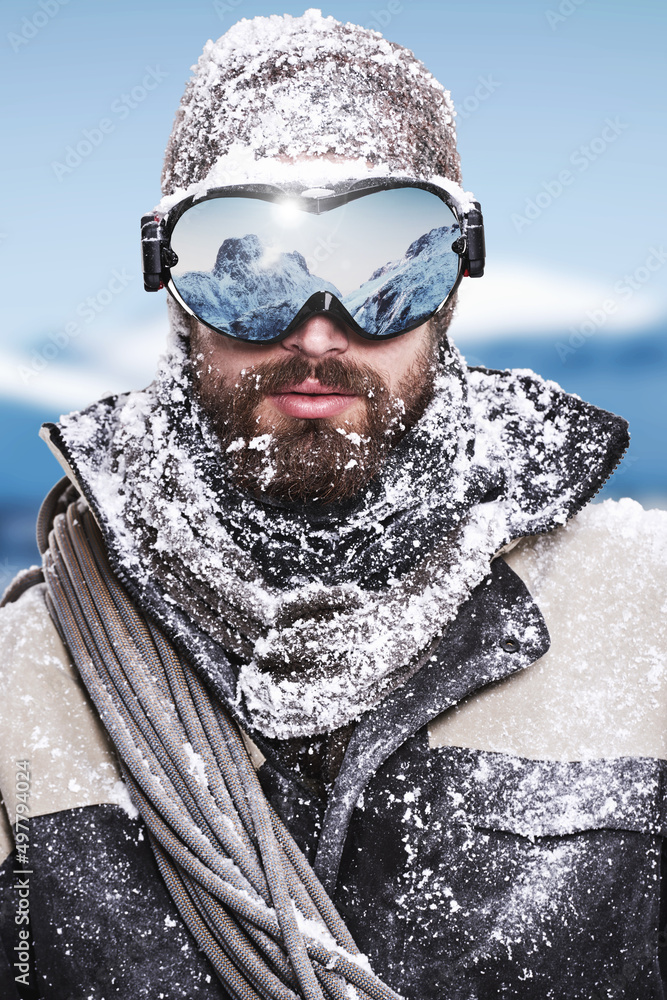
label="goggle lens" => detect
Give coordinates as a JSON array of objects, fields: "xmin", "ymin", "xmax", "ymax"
[{"xmin": 168, "ymin": 187, "xmax": 461, "ymax": 342}]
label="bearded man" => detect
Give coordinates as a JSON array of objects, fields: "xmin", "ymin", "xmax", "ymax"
[{"xmin": 1, "ymin": 11, "xmax": 666, "ymax": 1000}]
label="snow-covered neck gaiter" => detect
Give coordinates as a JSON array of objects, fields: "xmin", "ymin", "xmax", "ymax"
[
  {"xmin": 43, "ymin": 333, "xmax": 628, "ymax": 739},
  {"xmin": 47, "ymin": 335, "xmax": 505, "ymax": 737}
]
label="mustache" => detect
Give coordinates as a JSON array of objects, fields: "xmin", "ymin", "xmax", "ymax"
[
  {"xmin": 189, "ymin": 337, "xmax": 439, "ymax": 502},
  {"xmin": 235, "ymin": 355, "xmax": 388, "ymax": 398}
]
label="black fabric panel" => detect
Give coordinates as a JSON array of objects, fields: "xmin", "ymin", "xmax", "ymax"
[
  {"xmin": 257, "ymin": 760, "xmax": 324, "ymax": 864},
  {"xmin": 313, "ymin": 556, "xmax": 550, "ymax": 891},
  {"xmin": 4, "ymin": 738, "xmax": 664, "ymax": 998},
  {"xmin": 436, "ymin": 747, "xmax": 667, "ymax": 838},
  {"xmin": 28, "ymin": 805, "xmax": 228, "ymax": 999},
  {"xmin": 253, "ymin": 727, "xmax": 667, "ymax": 998},
  {"xmin": 660, "ymin": 839, "xmax": 667, "ymax": 983},
  {"xmin": 333, "ymin": 737, "xmax": 666, "ymax": 1000}
]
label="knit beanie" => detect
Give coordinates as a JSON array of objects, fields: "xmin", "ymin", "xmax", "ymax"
[{"xmin": 161, "ymin": 8, "xmax": 461, "ymax": 201}]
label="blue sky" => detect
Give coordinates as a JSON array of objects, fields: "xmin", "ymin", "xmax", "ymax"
[{"xmin": 1, "ymin": 0, "xmax": 664, "ymax": 389}]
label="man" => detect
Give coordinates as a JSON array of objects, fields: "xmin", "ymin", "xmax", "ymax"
[{"xmin": 1, "ymin": 10, "xmax": 665, "ymax": 1000}]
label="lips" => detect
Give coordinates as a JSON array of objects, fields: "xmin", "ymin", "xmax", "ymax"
[{"xmin": 267, "ymin": 379, "xmax": 359, "ymax": 419}]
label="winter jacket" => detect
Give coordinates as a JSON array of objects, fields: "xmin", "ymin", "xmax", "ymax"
[{"xmin": 1, "ymin": 497, "xmax": 666, "ymax": 999}]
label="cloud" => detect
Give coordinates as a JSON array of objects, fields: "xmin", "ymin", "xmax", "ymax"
[
  {"xmin": 0, "ymin": 318, "xmax": 167, "ymax": 412},
  {"xmin": 449, "ymin": 261, "xmax": 667, "ymax": 340}
]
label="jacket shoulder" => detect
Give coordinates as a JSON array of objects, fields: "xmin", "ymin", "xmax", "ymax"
[
  {"xmin": 430, "ymin": 500, "xmax": 667, "ymax": 761},
  {"xmin": 507, "ymin": 497, "xmax": 667, "ymax": 590},
  {"xmin": 0, "ymin": 582, "xmax": 128, "ymax": 825}
]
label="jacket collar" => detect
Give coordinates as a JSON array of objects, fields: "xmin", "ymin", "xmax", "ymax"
[{"xmin": 311, "ymin": 556, "xmax": 550, "ymax": 892}]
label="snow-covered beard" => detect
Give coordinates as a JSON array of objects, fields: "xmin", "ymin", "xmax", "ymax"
[{"xmin": 189, "ymin": 341, "xmax": 440, "ymax": 504}]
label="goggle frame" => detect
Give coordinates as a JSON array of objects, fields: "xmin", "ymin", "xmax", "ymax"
[{"xmin": 141, "ymin": 178, "xmax": 485, "ymax": 343}]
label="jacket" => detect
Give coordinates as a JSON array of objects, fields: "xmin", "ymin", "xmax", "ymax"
[{"xmin": 1, "ymin": 497, "xmax": 666, "ymax": 999}]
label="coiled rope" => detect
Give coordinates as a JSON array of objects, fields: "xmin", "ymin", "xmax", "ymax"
[{"xmin": 42, "ymin": 499, "xmax": 402, "ymax": 1000}]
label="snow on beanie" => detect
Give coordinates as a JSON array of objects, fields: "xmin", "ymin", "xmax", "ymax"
[{"xmin": 161, "ymin": 8, "xmax": 461, "ymax": 199}]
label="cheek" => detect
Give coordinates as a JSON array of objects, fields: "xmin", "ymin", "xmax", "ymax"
[
  {"xmin": 359, "ymin": 342, "xmax": 422, "ymax": 392},
  {"xmin": 195, "ymin": 339, "xmax": 258, "ymax": 382}
]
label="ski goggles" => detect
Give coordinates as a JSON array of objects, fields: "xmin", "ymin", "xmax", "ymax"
[{"xmin": 141, "ymin": 179, "xmax": 485, "ymax": 343}]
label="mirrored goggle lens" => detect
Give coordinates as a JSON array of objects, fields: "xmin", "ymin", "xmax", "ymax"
[{"xmin": 168, "ymin": 187, "xmax": 461, "ymax": 342}]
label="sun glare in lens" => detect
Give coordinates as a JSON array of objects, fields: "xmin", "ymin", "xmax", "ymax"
[{"xmin": 272, "ymin": 200, "xmax": 304, "ymax": 228}]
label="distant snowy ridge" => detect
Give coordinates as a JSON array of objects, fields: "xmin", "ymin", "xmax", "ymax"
[
  {"xmin": 345, "ymin": 224, "xmax": 459, "ymax": 336},
  {"xmin": 174, "ymin": 226, "xmax": 460, "ymax": 339},
  {"xmin": 175, "ymin": 234, "xmax": 339, "ymax": 341}
]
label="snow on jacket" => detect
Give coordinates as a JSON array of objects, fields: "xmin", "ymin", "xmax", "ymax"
[{"xmin": 1, "ymin": 497, "xmax": 666, "ymax": 999}]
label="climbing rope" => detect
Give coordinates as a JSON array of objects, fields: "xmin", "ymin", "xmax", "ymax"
[{"xmin": 42, "ymin": 499, "xmax": 401, "ymax": 1000}]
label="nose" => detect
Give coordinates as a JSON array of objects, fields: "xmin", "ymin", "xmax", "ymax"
[{"xmin": 280, "ymin": 314, "xmax": 350, "ymax": 359}]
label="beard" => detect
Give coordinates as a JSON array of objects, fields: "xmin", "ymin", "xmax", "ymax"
[{"xmin": 190, "ymin": 340, "xmax": 439, "ymax": 503}]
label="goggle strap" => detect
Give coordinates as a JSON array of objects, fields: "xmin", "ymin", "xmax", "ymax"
[
  {"xmin": 141, "ymin": 214, "xmax": 168, "ymax": 292},
  {"xmin": 463, "ymin": 201, "xmax": 486, "ymax": 277}
]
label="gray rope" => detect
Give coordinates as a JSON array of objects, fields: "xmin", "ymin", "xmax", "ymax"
[{"xmin": 43, "ymin": 500, "xmax": 402, "ymax": 1000}]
